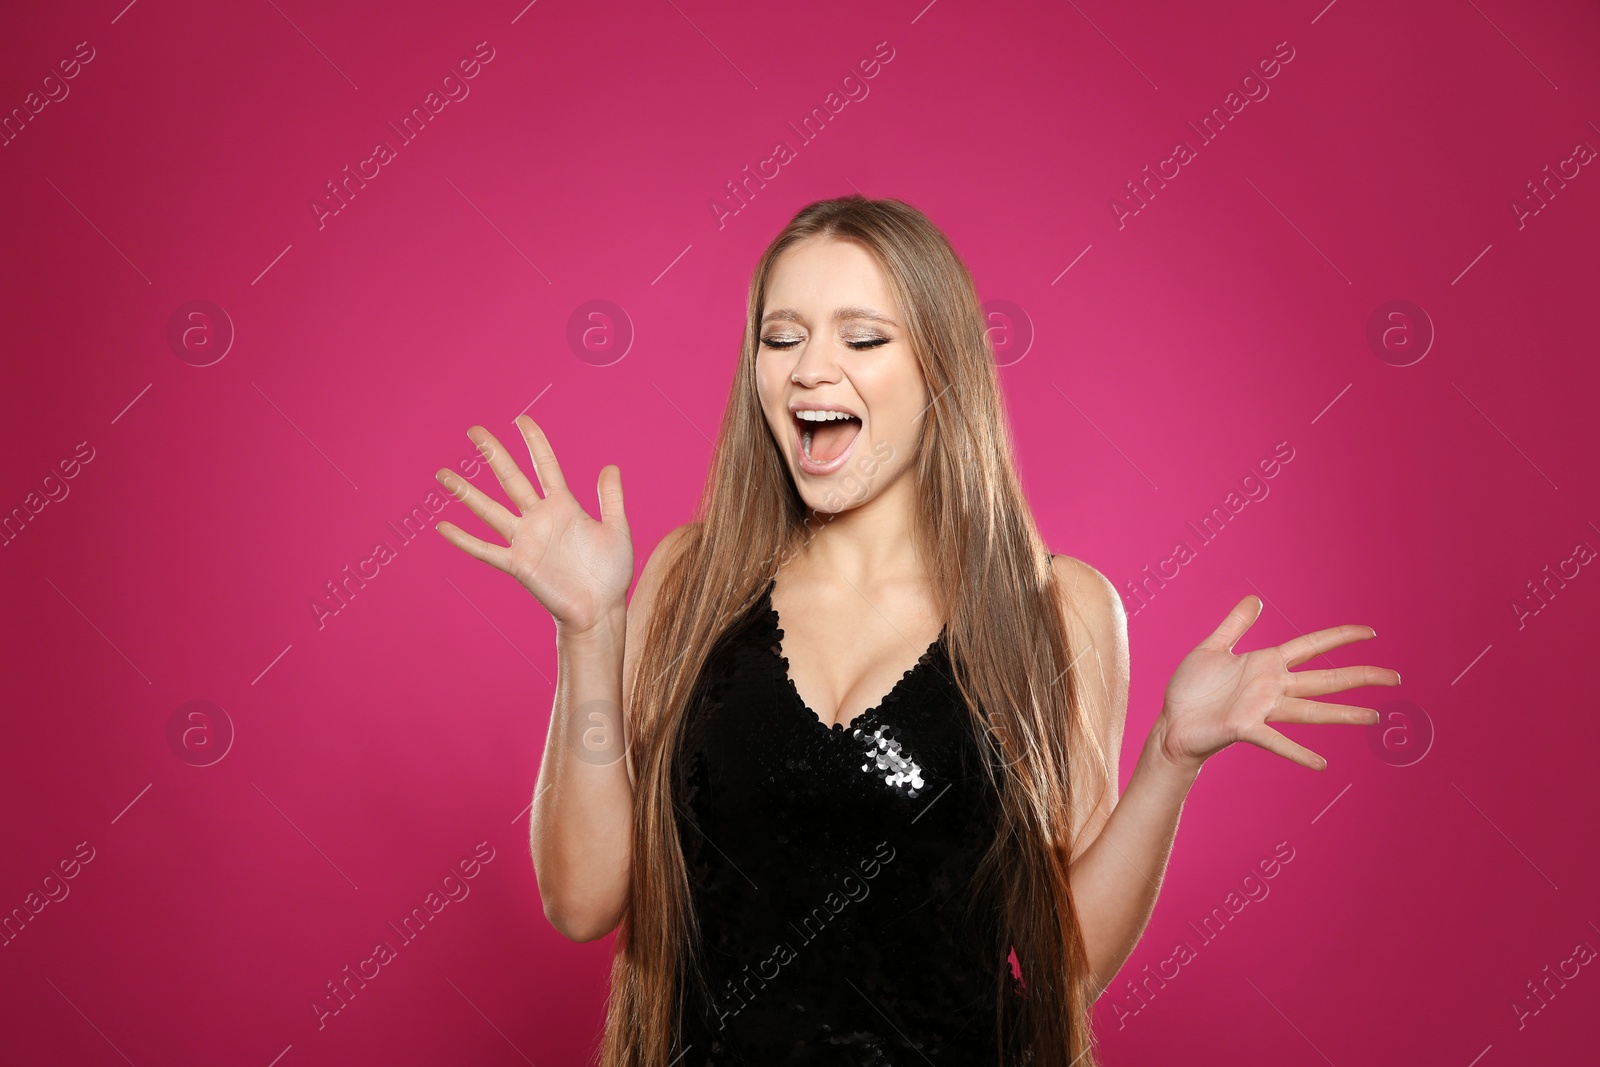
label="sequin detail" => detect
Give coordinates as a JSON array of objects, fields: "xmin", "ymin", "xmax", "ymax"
[
  {"xmin": 858, "ymin": 724, "xmax": 924, "ymax": 795},
  {"xmin": 671, "ymin": 578, "xmax": 1024, "ymax": 1066}
]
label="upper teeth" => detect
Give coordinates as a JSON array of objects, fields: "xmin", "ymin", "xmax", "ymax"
[{"xmin": 794, "ymin": 410, "xmax": 855, "ymax": 422}]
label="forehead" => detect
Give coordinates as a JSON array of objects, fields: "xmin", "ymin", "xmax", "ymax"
[{"xmin": 762, "ymin": 238, "xmax": 900, "ymax": 323}]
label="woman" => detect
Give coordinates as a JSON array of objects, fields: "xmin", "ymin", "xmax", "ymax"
[{"xmin": 433, "ymin": 195, "xmax": 1399, "ymax": 1066}]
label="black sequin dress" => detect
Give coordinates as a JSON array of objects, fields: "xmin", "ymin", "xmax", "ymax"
[{"xmin": 672, "ymin": 575, "xmax": 1026, "ymax": 1065}]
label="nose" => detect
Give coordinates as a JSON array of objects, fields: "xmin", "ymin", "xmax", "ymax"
[{"xmin": 788, "ymin": 340, "xmax": 841, "ymax": 388}]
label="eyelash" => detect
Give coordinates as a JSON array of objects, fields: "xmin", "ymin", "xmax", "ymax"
[{"xmin": 760, "ymin": 337, "xmax": 889, "ymax": 351}]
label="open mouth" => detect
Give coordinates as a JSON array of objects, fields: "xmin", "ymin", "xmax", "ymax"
[{"xmin": 792, "ymin": 411, "xmax": 862, "ymax": 471}]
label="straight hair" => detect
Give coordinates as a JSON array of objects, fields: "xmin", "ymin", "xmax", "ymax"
[{"xmin": 599, "ymin": 194, "xmax": 1110, "ymax": 1067}]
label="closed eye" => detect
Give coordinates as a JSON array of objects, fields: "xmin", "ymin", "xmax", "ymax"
[{"xmin": 760, "ymin": 337, "xmax": 889, "ymax": 350}]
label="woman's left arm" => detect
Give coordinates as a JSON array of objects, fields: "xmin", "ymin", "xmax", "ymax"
[{"xmin": 1048, "ymin": 555, "xmax": 1400, "ymax": 1000}]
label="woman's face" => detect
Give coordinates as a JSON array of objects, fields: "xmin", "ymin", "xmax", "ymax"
[{"xmin": 754, "ymin": 236, "xmax": 929, "ymax": 515}]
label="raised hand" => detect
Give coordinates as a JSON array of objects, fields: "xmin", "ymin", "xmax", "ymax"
[
  {"xmin": 433, "ymin": 416, "xmax": 633, "ymax": 635},
  {"xmin": 1154, "ymin": 595, "xmax": 1401, "ymax": 774}
]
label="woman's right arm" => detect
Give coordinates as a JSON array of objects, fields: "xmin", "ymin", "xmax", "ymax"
[
  {"xmin": 531, "ymin": 521, "xmax": 690, "ymax": 942},
  {"xmin": 432, "ymin": 415, "xmax": 689, "ymax": 943}
]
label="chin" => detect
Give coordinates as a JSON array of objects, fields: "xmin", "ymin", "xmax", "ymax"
[{"xmin": 799, "ymin": 482, "xmax": 867, "ymax": 517}]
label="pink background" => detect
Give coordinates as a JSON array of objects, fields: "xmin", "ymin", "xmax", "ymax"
[{"xmin": 4, "ymin": 0, "xmax": 1598, "ymax": 1063}]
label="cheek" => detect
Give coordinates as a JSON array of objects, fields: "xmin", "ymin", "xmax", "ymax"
[
  {"xmin": 755, "ymin": 352, "xmax": 794, "ymax": 404},
  {"xmin": 858, "ymin": 357, "xmax": 927, "ymax": 423},
  {"xmin": 861, "ymin": 391, "xmax": 924, "ymax": 454},
  {"xmin": 752, "ymin": 357, "xmax": 782, "ymax": 418}
]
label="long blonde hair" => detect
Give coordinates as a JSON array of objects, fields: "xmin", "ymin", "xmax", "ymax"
[{"xmin": 599, "ymin": 195, "xmax": 1110, "ymax": 1067}]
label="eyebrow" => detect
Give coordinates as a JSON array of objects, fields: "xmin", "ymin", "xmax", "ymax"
[{"xmin": 760, "ymin": 305, "xmax": 899, "ymax": 328}]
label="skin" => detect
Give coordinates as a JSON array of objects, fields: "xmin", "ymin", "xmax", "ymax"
[
  {"xmin": 753, "ymin": 235, "xmax": 945, "ymax": 729},
  {"xmin": 431, "ymin": 234, "xmax": 1404, "ymax": 999}
]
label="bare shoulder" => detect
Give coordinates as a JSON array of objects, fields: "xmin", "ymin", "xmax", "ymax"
[
  {"xmin": 1049, "ymin": 553, "xmax": 1128, "ymax": 649},
  {"xmin": 1049, "ymin": 556, "xmax": 1126, "ymax": 620},
  {"xmin": 1047, "ymin": 552, "xmax": 1129, "ymax": 727}
]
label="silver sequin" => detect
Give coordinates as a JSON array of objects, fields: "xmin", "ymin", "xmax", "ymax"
[{"xmin": 854, "ymin": 724, "xmax": 924, "ymax": 795}]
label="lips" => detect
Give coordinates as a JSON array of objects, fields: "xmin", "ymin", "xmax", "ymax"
[{"xmin": 791, "ymin": 411, "xmax": 862, "ymax": 476}]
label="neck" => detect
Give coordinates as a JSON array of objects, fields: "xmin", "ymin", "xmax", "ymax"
[{"xmin": 786, "ymin": 472, "xmax": 924, "ymax": 587}]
